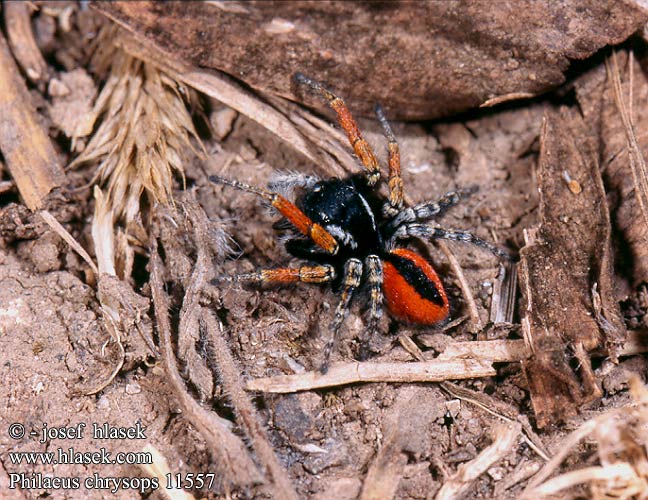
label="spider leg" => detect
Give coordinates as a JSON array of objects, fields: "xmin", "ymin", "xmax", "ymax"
[
  {"xmin": 392, "ymin": 223, "xmax": 511, "ymax": 260},
  {"xmin": 209, "ymin": 175, "xmax": 339, "ymax": 255},
  {"xmin": 321, "ymin": 258, "xmax": 363, "ymax": 373},
  {"xmin": 385, "ymin": 187, "xmax": 477, "ymax": 231},
  {"xmin": 375, "ymin": 104, "xmax": 403, "ymax": 213},
  {"xmin": 294, "ymin": 73, "xmax": 380, "ymax": 186},
  {"xmin": 215, "ymin": 264, "xmax": 335, "ymax": 285},
  {"xmin": 361, "ymin": 255, "xmax": 383, "ymax": 359}
]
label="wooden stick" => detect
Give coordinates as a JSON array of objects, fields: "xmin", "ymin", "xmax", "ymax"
[
  {"xmin": 3, "ymin": 2, "xmax": 48, "ymax": 83},
  {"xmin": 246, "ymin": 359, "xmax": 496, "ymax": 393},
  {"xmin": 0, "ymin": 31, "xmax": 65, "ymax": 209}
]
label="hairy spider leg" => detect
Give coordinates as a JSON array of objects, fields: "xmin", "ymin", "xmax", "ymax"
[
  {"xmin": 209, "ymin": 175, "xmax": 339, "ymax": 255},
  {"xmin": 392, "ymin": 223, "xmax": 511, "ymax": 260},
  {"xmin": 375, "ymin": 104, "xmax": 404, "ymax": 212},
  {"xmin": 294, "ymin": 73, "xmax": 381, "ymax": 186},
  {"xmin": 385, "ymin": 187, "xmax": 478, "ymax": 234},
  {"xmin": 215, "ymin": 264, "xmax": 335, "ymax": 284},
  {"xmin": 321, "ymin": 258, "xmax": 363, "ymax": 373},
  {"xmin": 361, "ymin": 255, "xmax": 384, "ymax": 358}
]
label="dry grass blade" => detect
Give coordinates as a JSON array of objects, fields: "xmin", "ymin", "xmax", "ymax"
[
  {"xmin": 435, "ymin": 422, "xmax": 522, "ymax": 500},
  {"xmin": 70, "ymin": 29, "xmax": 203, "ymax": 224}
]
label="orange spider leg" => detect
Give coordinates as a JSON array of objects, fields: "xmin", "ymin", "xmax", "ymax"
[
  {"xmin": 375, "ymin": 104, "xmax": 403, "ymax": 210},
  {"xmin": 209, "ymin": 175, "xmax": 339, "ymax": 255},
  {"xmin": 219, "ymin": 264, "xmax": 335, "ymax": 284},
  {"xmin": 295, "ymin": 73, "xmax": 380, "ymax": 185}
]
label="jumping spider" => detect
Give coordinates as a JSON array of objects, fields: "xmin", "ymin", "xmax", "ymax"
[{"xmin": 210, "ymin": 73, "xmax": 510, "ymax": 372}]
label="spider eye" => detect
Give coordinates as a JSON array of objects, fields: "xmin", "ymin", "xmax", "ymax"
[{"xmin": 319, "ymin": 212, "xmax": 330, "ymax": 223}]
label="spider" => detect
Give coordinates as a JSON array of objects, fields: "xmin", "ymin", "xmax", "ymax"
[{"xmin": 210, "ymin": 73, "xmax": 510, "ymax": 372}]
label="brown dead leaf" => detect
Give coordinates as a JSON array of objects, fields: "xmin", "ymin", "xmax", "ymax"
[
  {"xmin": 92, "ymin": 0, "xmax": 647, "ymax": 120},
  {"xmin": 519, "ymin": 107, "xmax": 625, "ymax": 428},
  {"xmin": 576, "ymin": 51, "xmax": 648, "ymax": 287}
]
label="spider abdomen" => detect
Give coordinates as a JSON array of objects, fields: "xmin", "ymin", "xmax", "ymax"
[{"xmin": 382, "ymin": 248, "xmax": 449, "ymax": 325}]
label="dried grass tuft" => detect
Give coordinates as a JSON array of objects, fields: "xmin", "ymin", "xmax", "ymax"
[
  {"xmin": 70, "ymin": 28, "xmax": 204, "ymax": 225},
  {"xmin": 524, "ymin": 376, "xmax": 648, "ymax": 499}
]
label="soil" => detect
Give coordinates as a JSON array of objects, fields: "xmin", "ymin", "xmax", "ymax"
[{"xmin": 1, "ymin": 5, "xmax": 647, "ymax": 500}]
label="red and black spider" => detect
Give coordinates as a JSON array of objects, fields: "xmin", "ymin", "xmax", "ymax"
[{"xmin": 210, "ymin": 73, "xmax": 510, "ymax": 372}]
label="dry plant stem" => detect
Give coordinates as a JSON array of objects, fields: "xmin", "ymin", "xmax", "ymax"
[
  {"xmin": 180, "ymin": 200, "xmax": 297, "ymax": 499},
  {"xmin": 437, "ymin": 331, "xmax": 647, "ymax": 362},
  {"xmin": 526, "ymin": 463, "xmax": 639, "ymax": 498},
  {"xmin": 246, "ymin": 333, "xmax": 648, "ymax": 394},
  {"xmin": 246, "ymin": 359, "xmax": 496, "ymax": 393},
  {"xmin": 435, "ymin": 422, "xmax": 522, "ymax": 500},
  {"xmin": 139, "ymin": 444, "xmax": 196, "ymax": 500},
  {"xmin": 112, "ymin": 34, "xmax": 354, "ymax": 177},
  {"xmin": 149, "ymin": 243, "xmax": 262, "ymax": 488},
  {"xmin": 436, "ymin": 339, "xmax": 530, "ymax": 362},
  {"xmin": 201, "ymin": 311, "xmax": 299, "ymax": 500},
  {"xmin": 437, "ymin": 240, "xmax": 483, "ymax": 334},
  {"xmin": 39, "ymin": 210, "xmax": 99, "ymax": 275},
  {"xmin": 3, "ymin": 2, "xmax": 48, "ymax": 82},
  {"xmin": 607, "ymin": 52, "xmax": 648, "ymax": 233},
  {"xmin": 0, "ymin": 30, "xmax": 65, "ymax": 210},
  {"xmin": 177, "ymin": 202, "xmax": 214, "ymax": 399}
]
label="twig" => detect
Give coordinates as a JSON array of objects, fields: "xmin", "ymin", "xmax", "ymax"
[
  {"xmin": 359, "ymin": 390, "xmax": 415, "ymax": 500},
  {"xmin": 435, "ymin": 422, "xmax": 522, "ymax": 500},
  {"xmin": 245, "ymin": 331, "xmax": 648, "ymax": 394},
  {"xmin": 202, "ymin": 311, "xmax": 299, "ymax": 500},
  {"xmin": 246, "ymin": 359, "xmax": 496, "ymax": 393},
  {"xmin": 0, "ymin": 30, "xmax": 65, "ymax": 209},
  {"xmin": 149, "ymin": 240, "xmax": 262, "ymax": 488}
]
